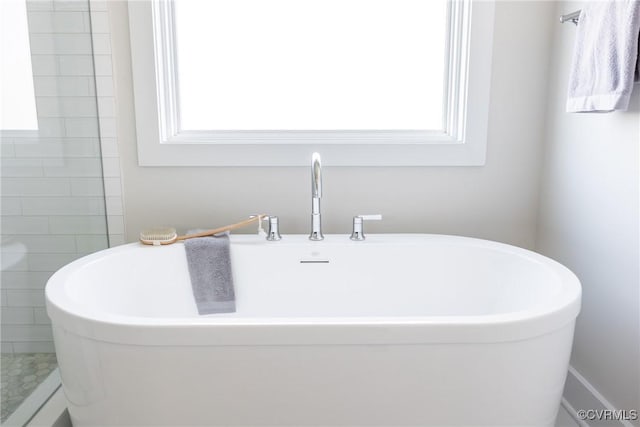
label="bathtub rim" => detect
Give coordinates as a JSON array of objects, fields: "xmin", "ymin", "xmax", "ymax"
[{"xmin": 45, "ymin": 233, "xmax": 581, "ymax": 346}]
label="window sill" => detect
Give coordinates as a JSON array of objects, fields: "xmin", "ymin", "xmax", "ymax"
[{"xmin": 138, "ymin": 136, "xmax": 487, "ymax": 167}]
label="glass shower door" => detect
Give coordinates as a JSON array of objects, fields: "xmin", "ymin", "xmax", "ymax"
[{"xmin": 1, "ymin": 0, "xmax": 108, "ymax": 422}]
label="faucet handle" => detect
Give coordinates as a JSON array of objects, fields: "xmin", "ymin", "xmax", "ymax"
[
  {"xmin": 266, "ymin": 216, "xmax": 282, "ymax": 241},
  {"xmin": 357, "ymin": 214, "xmax": 382, "ymax": 221},
  {"xmin": 350, "ymin": 214, "xmax": 382, "ymax": 241},
  {"xmin": 250, "ymin": 214, "xmax": 282, "ymax": 240}
]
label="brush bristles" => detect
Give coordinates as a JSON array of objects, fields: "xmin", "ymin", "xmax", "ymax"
[{"xmin": 140, "ymin": 227, "xmax": 177, "ymax": 245}]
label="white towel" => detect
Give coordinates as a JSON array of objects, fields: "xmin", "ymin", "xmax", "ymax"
[{"xmin": 566, "ymin": 1, "xmax": 640, "ymax": 112}]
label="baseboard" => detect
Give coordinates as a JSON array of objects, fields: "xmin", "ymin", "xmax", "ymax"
[
  {"xmin": 26, "ymin": 387, "xmax": 71, "ymax": 427},
  {"xmin": 562, "ymin": 397, "xmax": 589, "ymax": 427},
  {"xmin": 563, "ymin": 365, "xmax": 637, "ymax": 427}
]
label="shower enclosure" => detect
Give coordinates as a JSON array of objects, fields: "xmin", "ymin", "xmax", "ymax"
[{"xmin": 1, "ymin": 0, "xmax": 109, "ymax": 422}]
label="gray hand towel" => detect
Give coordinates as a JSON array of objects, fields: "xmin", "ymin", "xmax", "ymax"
[{"xmin": 184, "ymin": 233, "xmax": 235, "ymax": 314}]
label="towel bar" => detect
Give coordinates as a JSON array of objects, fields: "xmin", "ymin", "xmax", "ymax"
[{"xmin": 560, "ymin": 10, "xmax": 580, "ymax": 25}]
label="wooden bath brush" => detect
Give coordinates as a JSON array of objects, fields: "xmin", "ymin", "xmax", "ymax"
[{"xmin": 140, "ymin": 215, "xmax": 266, "ymax": 246}]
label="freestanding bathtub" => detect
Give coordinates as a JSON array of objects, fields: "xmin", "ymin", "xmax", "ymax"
[{"xmin": 46, "ymin": 234, "xmax": 581, "ymax": 426}]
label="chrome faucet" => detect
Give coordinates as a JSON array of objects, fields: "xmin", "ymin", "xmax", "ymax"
[{"xmin": 309, "ymin": 152, "xmax": 324, "ymax": 241}]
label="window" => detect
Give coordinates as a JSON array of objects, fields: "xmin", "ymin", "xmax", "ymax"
[
  {"xmin": 174, "ymin": 0, "xmax": 447, "ymax": 131},
  {"xmin": 129, "ymin": 0, "xmax": 495, "ymax": 166},
  {"xmin": 1, "ymin": 0, "xmax": 38, "ymax": 131}
]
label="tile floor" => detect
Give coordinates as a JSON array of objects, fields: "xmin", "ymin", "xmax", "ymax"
[{"xmin": 0, "ymin": 352, "xmax": 58, "ymax": 422}]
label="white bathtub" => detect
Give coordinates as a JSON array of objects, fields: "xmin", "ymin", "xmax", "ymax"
[{"xmin": 46, "ymin": 234, "xmax": 580, "ymax": 426}]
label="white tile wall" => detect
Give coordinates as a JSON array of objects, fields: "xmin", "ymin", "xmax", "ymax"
[
  {"xmin": 33, "ymin": 308, "xmax": 51, "ymax": 324},
  {"xmin": 43, "ymin": 158, "xmax": 103, "ymax": 177},
  {"xmin": 1, "ymin": 272, "xmax": 55, "ymax": 289},
  {"xmin": 89, "ymin": 10, "xmax": 109, "ymax": 32},
  {"xmin": 93, "ymin": 55, "xmax": 112, "ymax": 75},
  {"xmin": 103, "ymin": 177, "xmax": 121, "ymax": 196},
  {"xmin": 5, "ymin": 290, "xmax": 47, "ymax": 307},
  {"xmin": 27, "ymin": 1, "xmax": 54, "ymax": 12},
  {"xmin": 20, "ymin": 197, "xmax": 105, "ymax": 215},
  {"xmin": 70, "ymin": 177, "xmax": 105, "ymax": 196},
  {"xmin": 59, "ymin": 97, "xmax": 99, "ymax": 117},
  {"xmin": 1, "ymin": 198, "xmax": 23, "ymax": 215},
  {"xmin": 1, "ymin": 142, "xmax": 16, "ymax": 158},
  {"xmin": 33, "ymin": 118, "xmax": 66, "ymax": 137},
  {"xmin": 34, "ymin": 75, "xmax": 94, "ymax": 96},
  {"xmin": 1, "ymin": 0, "xmax": 116, "ymax": 353},
  {"xmin": 2, "ymin": 325, "xmax": 54, "ymax": 341},
  {"xmin": 100, "ymin": 157, "xmax": 121, "ymax": 178},
  {"xmin": 35, "ymin": 98, "xmax": 63, "ymax": 117},
  {"xmin": 48, "ymin": 215, "xmax": 107, "ymax": 234},
  {"xmin": 106, "ymin": 215, "xmax": 124, "ymax": 234},
  {"xmin": 89, "ymin": 0, "xmax": 107, "ymax": 12},
  {"xmin": 54, "ymin": 0, "xmax": 89, "ymax": 12},
  {"xmin": 37, "ymin": 97, "xmax": 98, "ymax": 117},
  {"xmin": 5, "ymin": 235, "xmax": 77, "ymax": 253},
  {"xmin": 2, "ymin": 158, "xmax": 45, "ymax": 169},
  {"xmin": 90, "ymin": 33, "xmax": 110, "ymax": 54},
  {"xmin": 105, "ymin": 196, "xmax": 122, "ymax": 216},
  {"xmin": 63, "ymin": 117, "xmax": 99, "ymax": 137},
  {"xmin": 58, "ymin": 55, "xmax": 94, "ymax": 75},
  {"xmin": 108, "ymin": 234, "xmax": 125, "ymax": 246},
  {"xmin": 31, "ymin": 34, "xmax": 93, "ymax": 55},
  {"xmin": 75, "ymin": 235, "xmax": 108, "ymax": 253},
  {"xmin": 1, "ymin": 308, "xmax": 36, "ymax": 325},
  {"xmin": 12, "ymin": 342, "xmax": 56, "ymax": 353},
  {"xmin": 28, "ymin": 11, "xmax": 88, "ymax": 33},
  {"xmin": 1, "ymin": 178, "xmax": 71, "ymax": 196},
  {"xmin": 94, "ymin": 75, "xmax": 114, "ymax": 97},
  {"xmin": 31, "ymin": 55, "xmax": 58, "ymax": 75},
  {"xmin": 1, "ymin": 217, "xmax": 50, "ymax": 234},
  {"xmin": 14, "ymin": 138, "xmax": 101, "ymax": 157},
  {"xmin": 27, "ymin": 253, "xmax": 81, "ymax": 272},
  {"xmin": 1, "ymin": 159, "xmax": 45, "ymax": 177},
  {"xmin": 96, "ymin": 97, "xmax": 115, "ymax": 117},
  {"xmin": 1, "ymin": 256, "xmax": 29, "ymax": 273}
]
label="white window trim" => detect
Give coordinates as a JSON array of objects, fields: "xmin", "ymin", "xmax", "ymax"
[{"xmin": 128, "ymin": 0, "xmax": 494, "ymax": 166}]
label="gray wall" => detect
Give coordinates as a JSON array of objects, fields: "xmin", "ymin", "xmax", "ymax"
[
  {"xmin": 537, "ymin": 1, "xmax": 640, "ymax": 422},
  {"xmin": 109, "ymin": 1, "xmax": 556, "ymax": 249}
]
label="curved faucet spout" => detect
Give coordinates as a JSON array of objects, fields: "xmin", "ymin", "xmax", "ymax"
[
  {"xmin": 309, "ymin": 152, "xmax": 324, "ymax": 241},
  {"xmin": 311, "ymin": 152, "xmax": 322, "ymax": 198}
]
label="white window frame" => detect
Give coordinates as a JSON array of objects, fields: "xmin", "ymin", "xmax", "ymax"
[{"xmin": 128, "ymin": 0, "xmax": 494, "ymax": 166}]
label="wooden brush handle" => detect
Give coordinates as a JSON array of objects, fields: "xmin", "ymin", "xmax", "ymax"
[{"xmin": 176, "ymin": 215, "xmax": 266, "ymax": 241}]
